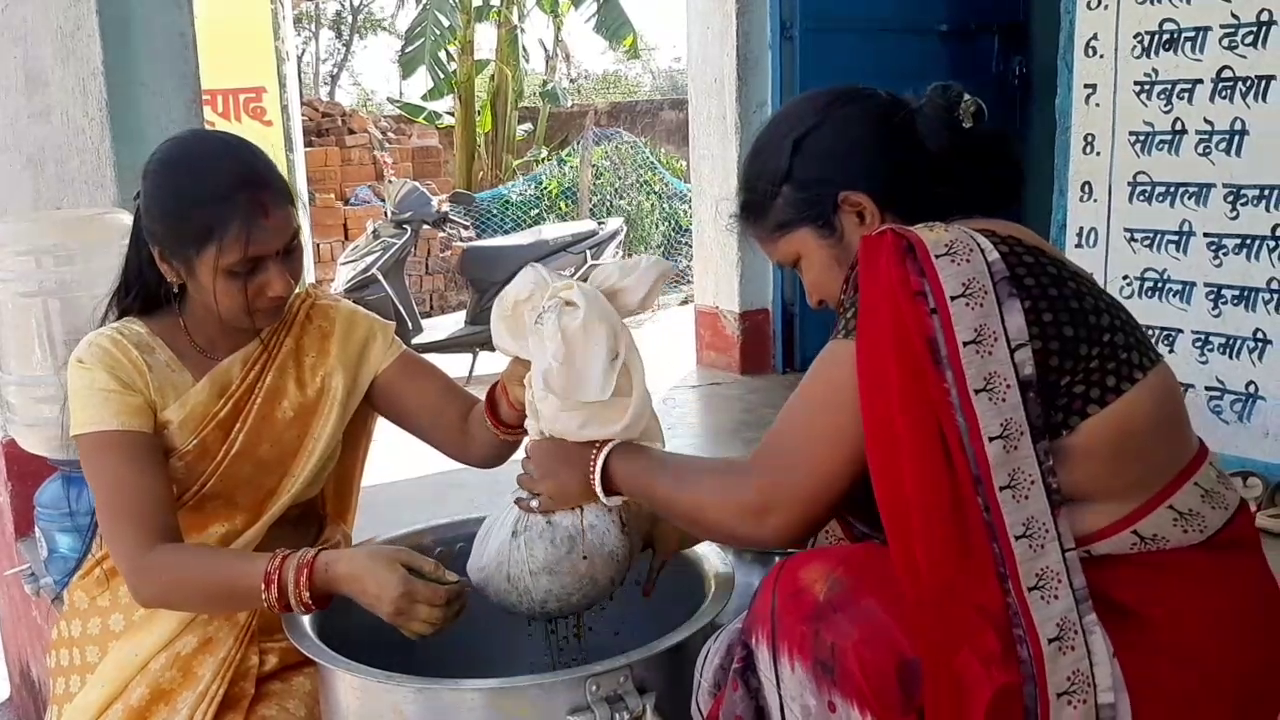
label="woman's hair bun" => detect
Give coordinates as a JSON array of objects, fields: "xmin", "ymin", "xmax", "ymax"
[{"xmin": 911, "ymin": 82, "xmax": 1022, "ymax": 220}]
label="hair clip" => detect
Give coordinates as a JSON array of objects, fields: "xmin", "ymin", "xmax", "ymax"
[{"xmin": 958, "ymin": 93, "xmax": 987, "ymax": 129}]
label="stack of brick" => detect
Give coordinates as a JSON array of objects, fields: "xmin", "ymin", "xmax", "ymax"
[
  {"xmin": 304, "ymin": 139, "xmax": 471, "ymax": 317},
  {"xmin": 298, "ymin": 97, "xmax": 454, "ymax": 195}
]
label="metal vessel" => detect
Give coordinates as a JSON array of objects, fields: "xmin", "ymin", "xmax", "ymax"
[
  {"xmin": 711, "ymin": 547, "xmax": 799, "ymax": 629},
  {"xmin": 285, "ymin": 515, "xmax": 734, "ymax": 719}
]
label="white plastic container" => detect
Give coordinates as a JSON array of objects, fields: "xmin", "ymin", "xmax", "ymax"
[{"xmin": 0, "ymin": 209, "xmax": 131, "ymax": 460}]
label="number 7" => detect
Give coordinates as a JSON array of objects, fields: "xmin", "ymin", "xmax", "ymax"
[{"xmin": 1082, "ymin": 83, "xmax": 1098, "ymax": 106}]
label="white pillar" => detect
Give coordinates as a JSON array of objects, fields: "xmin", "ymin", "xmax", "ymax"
[{"xmin": 687, "ymin": 0, "xmax": 775, "ymax": 374}]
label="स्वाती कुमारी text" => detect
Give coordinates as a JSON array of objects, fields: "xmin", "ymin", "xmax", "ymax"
[{"xmin": 1062, "ymin": 0, "xmax": 1278, "ymax": 457}]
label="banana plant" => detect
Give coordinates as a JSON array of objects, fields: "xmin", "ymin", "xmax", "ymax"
[{"xmin": 391, "ymin": 0, "xmax": 641, "ymax": 190}]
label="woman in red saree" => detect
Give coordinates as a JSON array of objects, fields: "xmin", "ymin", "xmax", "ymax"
[{"xmin": 515, "ymin": 83, "xmax": 1280, "ymax": 719}]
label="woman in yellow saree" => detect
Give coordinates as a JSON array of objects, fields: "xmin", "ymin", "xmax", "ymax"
[{"xmin": 45, "ymin": 129, "xmax": 532, "ymax": 719}]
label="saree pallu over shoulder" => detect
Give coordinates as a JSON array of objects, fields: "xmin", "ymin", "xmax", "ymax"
[
  {"xmin": 693, "ymin": 223, "xmax": 1277, "ymax": 720},
  {"xmin": 48, "ymin": 286, "xmax": 400, "ymax": 720},
  {"xmin": 858, "ymin": 223, "xmax": 1278, "ymax": 719}
]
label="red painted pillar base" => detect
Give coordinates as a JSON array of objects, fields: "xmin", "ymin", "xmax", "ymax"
[
  {"xmin": 694, "ymin": 304, "xmax": 774, "ymax": 375},
  {"xmin": 0, "ymin": 438, "xmax": 54, "ymax": 720}
]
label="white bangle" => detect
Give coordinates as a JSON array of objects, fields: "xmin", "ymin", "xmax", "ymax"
[{"xmin": 592, "ymin": 439, "xmax": 626, "ymax": 506}]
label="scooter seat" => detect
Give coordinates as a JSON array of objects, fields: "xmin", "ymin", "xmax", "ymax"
[{"xmin": 459, "ymin": 220, "xmax": 599, "ymax": 281}]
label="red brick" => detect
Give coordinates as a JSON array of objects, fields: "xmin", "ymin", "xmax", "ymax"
[
  {"xmin": 339, "ymin": 147, "xmax": 373, "ymax": 166},
  {"xmin": 311, "ymin": 223, "xmax": 345, "ymax": 242},
  {"xmin": 415, "ymin": 237, "xmax": 437, "ymax": 257},
  {"xmin": 310, "ymin": 185, "xmax": 341, "ymax": 202},
  {"xmin": 430, "ymin": 177, "xmax": 455, "ymax": 194},
  {"xmin": 388, "ymin": 146, "xmax": 412, "ymax": 164},
  {"xmin": 409, "ymin": 127, "xmax": 439, "ymax": 145},
  {"xmin": 312, "ymin": 136, "xmax": 337, "ymax": 147},
  {"xmin": 694, "ymin": 305, "xmax": 774, "ymax": 375},
  {"xmin": 344, "ymin": 204, "xmax": 383, "ymax": 221},
  {"xmin": 310, "ymin": 206, "xmax": 344, "ymax": 226},
  {"xmin": 315, "ymin": 261, "xmax": 337, "ymax": 282},
  {"xmin": 336, "ymin": 133, "xmax": 370, "ymax": 148},
  {"xmin": 411, "ymin": 145, "xmax": 443, "ymax": 162},
  {"xmin": 405, "ymin": 257, "xmax": 426, "ymax": 275},
  {"xmin": 304, "ymin": 147, "xmax": 331, "ymax": 169},
  {"xmin": 412, "ymin": 161, "xmax": 444, "ymax": 179},
  {"xmin": 347, "ymin": 225, "xmax": 367, "ymax": 241},
  {"xmin": 317, "ymin": 242, "xmax": 333, "ymax": 263},
  {"xmin": 340, "ymin": 164, "xmax": 376, "ymax": 184},
  {"xmin": 413, "ymin": 293, "xmax": 430, "ymax": 312},
  {"xmin": 408, "ymin": 276, "xmax": 422, "ymax": 292},
  {"xmin": 306, "ymin": 167, "xmax": 340, "ymax": 186}
]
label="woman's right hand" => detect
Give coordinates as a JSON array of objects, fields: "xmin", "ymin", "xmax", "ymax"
[{"xmin": 317, "ymin": 545, "xmax": 468, "ymax": 639}]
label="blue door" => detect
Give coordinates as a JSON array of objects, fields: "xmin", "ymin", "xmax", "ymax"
[{"xmin": 772, "ymin": 0, "xmax": 1030, "ymax": 372}]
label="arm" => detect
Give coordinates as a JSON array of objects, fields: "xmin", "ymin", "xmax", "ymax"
[
  {"xmin": 77, "ymin": 430, "xmax": 284, "ymax": 612},
  {"xmin": 604, "ymin": 340, "xmax": 864, "ymax": 549},
  {"xmin": 366, "ymin": 350, "xmax": 525, "ymax": 469}
]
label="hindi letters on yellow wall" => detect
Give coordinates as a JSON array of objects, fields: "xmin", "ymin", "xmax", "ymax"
[{"xmin": 192, "ymin": 0, "xmax": 289, "ymax": 172}]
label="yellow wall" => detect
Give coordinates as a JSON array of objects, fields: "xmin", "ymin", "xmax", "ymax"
[{"xmin": 192, "ymin": 0, "xmax": 289, "ymax": 172}]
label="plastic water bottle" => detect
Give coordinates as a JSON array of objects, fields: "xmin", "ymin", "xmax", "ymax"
[
  {"xmin": 32, "ymin": 460, "xmax": 96, "ymax": 595},
  {"xmin": 0, "ymin": 209, "xmax": 131, "ymax": 461}
]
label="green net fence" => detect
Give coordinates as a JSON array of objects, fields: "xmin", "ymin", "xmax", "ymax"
[{"xmin": 459, "ymin": 128, "xmax": 694, "ymax": 302}]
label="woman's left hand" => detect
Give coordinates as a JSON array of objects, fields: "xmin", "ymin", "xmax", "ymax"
[{"xmin": 515, "ymin": 438, "xmax": 600, "ymax": 513}]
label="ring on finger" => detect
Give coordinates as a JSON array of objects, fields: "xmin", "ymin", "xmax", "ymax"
[{"xmin": 528, "ymin": 496, "xmax": 542, "ymax": 511}]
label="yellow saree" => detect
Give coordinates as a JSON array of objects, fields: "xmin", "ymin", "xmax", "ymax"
[{"xmin": 46, "ymin": 285, "xmax": 403, "ymax": 720}]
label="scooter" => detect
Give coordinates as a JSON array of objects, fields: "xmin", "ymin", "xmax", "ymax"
[{"xmin": 331, "ymin": 179, "xmax": 628, "ymax": 381}]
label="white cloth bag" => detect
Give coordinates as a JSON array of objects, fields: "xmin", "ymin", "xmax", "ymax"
[{"xmin": 466, "ymin": 256, "xmax": 674, "ymax": 618}]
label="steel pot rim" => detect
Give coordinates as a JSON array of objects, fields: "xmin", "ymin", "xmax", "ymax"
[{"xmin": 284, "ymin": 514, "xmax": 735, "ymax": 690}]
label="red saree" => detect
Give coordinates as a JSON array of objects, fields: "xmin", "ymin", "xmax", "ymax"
[{"xmin": 693, "ymin": 223, "xmax": 1280, "ymax": 719}]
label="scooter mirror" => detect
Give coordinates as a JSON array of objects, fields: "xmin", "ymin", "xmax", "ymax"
[{"xmin": 447, "ymin": 189, "xmax": 476, "ymax": 207}]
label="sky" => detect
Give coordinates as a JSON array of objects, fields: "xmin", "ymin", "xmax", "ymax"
[{"xmin": 348, "ymin": 0, "xmax": 687, "ymax": 104}]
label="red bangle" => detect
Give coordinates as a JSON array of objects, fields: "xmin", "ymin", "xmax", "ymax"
[
  {"xmin": 496, "ymin": 376, "xmax": 523, "ymax": 415},
  {"xmin": 296, "ymin": 548, "xmax": 331, "ymax": 614},
  {"xmin": 262, "ymin": 549, "xmax": 292, "ymax": 614},
  {"xmin": 484, "ymin": 382, "xmax": 526, "ymax": 440}
]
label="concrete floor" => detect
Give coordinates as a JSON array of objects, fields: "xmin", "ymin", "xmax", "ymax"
[{"xmin": 353, "ymin": 368, "xmax": 800, "ymax": 540}]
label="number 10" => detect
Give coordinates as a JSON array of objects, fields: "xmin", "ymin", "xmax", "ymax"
[{"xmin": 1074, "ymin": 226, "xmax": 1100, "ymax": 250}]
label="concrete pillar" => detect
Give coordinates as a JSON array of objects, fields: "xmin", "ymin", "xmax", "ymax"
[
  {"xmin": 687, "ymin": 0, "xmax": 775, "ymax": 375},
  {"xmin": 0, "ymin": 1, "xmax": 202, "ymax": 716}
]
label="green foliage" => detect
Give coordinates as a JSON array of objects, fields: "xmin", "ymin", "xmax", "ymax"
[{"xmin": 295, "ymin": 0, "xmax": 403, "ymax": 100}]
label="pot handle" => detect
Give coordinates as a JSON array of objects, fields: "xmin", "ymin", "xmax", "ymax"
[{"xmin": 565, "ymin": 667, "xmax": 660, "ymax": 720}]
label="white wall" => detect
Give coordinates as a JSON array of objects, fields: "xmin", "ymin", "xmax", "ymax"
[
  {"xmin": 686, "ymin": 0, "xmax": 774, "ymax": 313},
  {"xmin": 0, "ymin": 1, "xmax": 121, "ymax": 214},
  {"xmin": 1059, "ymin": 0, "xmax": 1280, "ymax": 466}
]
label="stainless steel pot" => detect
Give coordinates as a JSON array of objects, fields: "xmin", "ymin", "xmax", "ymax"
[
  {"xmin": 711, "ymin": 547, "xmax": 799, "ymax": 629},
  {"xmin": 285, "ymin": 515, "xmax": 733, "ymax": 719}
]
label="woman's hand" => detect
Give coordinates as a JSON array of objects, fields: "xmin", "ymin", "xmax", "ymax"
[
  {"xmin": 634, "ymin": 510, "xmax": 700, "ymax": 597},
  {"xmin": 498, "ymin": 357, "xmax": 531, "ymax": 412},
  {"xmin": 514, "ymin": 438, "xmax": 601, "ymax": 513},
  {"xmin": 317, "ymin": 546, "xmax": 467, "ymax": 640}
]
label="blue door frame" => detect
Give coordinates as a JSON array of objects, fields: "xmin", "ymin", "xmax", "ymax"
[{"xmin": 769, "ymin": 0, "xmax": 1031, "ymax": 372}]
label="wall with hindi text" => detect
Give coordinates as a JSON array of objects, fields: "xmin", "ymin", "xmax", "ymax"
[
  {"xmin": 1054, "ymin": 0, "xmax": 1280, "ymax": 478},
  {"xmin": 192, "ymin": 0, "xmax": 290, "ymax": 173}
]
